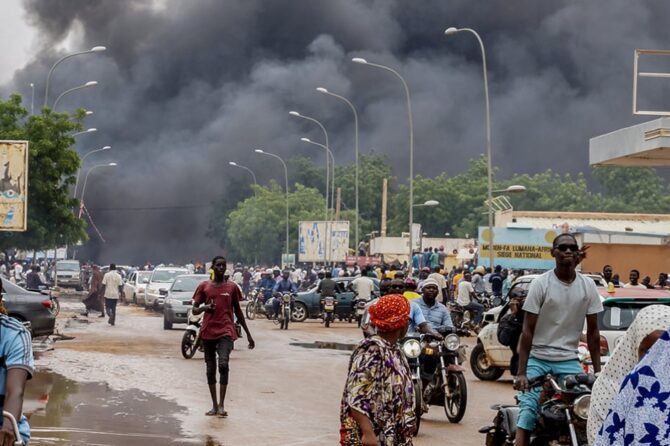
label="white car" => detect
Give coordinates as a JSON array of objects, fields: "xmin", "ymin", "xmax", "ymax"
[
  {"xmin": 144, "ymin": 267, "xmax": 188, "ymax": 310},
  {"xmin": 470, "ymin": 273, "xmax": 608, "ymax": 381},
  {"xmin": 123, "ymin": 270, "xmax": 152, "ymax": 305}
]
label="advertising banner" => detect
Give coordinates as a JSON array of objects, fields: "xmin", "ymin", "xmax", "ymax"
[
  {"xmin": 0, "ymin": 141, "xmax": 28, "ymax": 231},
  {"xmin": 478, "ymin": 227, "xmax": 557, "ymax": 269},
  {"xmin": 298, "ymin": 221, "xmax": 350, "ymax": 263}
]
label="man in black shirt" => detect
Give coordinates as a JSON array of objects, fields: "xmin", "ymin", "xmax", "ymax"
[
  {"xmin": 25, "ymin": 265, "xmax": 45, "ymax": 290},
  {"xmin": 489, "ymin": 265, "xmax": 504, "ymax": 299}
]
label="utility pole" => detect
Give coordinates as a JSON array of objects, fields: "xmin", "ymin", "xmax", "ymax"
[
  {"xmin": 335, "ymin": 187, "xmax": 341, "ymax": 221},
  {"xmin": 381, "ymin": 178, "xmax": 388, "ymax": 237}
]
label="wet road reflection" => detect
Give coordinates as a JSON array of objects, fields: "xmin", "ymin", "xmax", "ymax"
[{"xmin": 25, "ymin": 370, "xmax": 211, "ymax": 445}]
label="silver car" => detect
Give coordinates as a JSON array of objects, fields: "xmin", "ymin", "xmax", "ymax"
[
  {"xmin": 163, "ymin": 274, "xmax": 209, "ymax": 329},
  {"xmin": 145, "ymin": 267, "xmax": 188, "ymax": 310},
  {"xmin": 123, "ymin": 270, "xmax": 152, "ymax": 305}
]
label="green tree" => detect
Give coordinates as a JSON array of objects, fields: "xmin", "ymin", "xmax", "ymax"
[
  {"xmin": 0, "ymin": 95, "xmax": 86, "ymax": 251},
  {"xmin": 592, "ymin": 166, "xmax": 670, "ymax": 213},
  {"xmin": 207, "ymin": 176, "xmax": 255, "ymax": 249}
]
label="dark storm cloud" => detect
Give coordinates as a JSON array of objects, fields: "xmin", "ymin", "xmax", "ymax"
[{"xmin": 4, "ymin": 0, "xmax": 670, "ymax": 263}]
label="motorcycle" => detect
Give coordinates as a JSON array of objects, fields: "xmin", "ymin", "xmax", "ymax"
[
  {"xmin": 481, "ymin": 373, "xmax": 595, "ymax": 446},
  {"xmin": 401, "ymin": 330, "xmax": 468, "ymax": 433},
  {"xmin": 351, "ymin": 295, "xmax": 368, "ymax": 327},
  {"xmin": 273, "ymin": 292, "xmax": 293, "ymax": 330},
  {"xmin": 181, "ymin": 309, "xmax": 203, "ymax": 359},
  {"xmin": 245, "ymin": 288, "xmax": 267, "ymax": 320},
  {"xmin": 3, "ymin": 410, "xmax": 24, "ymax": 445},
  {"xmin": 321, "ymin": 295, "xmax": 336, "ymax": 328},
  {"xmin": 448, "ymin": 302, "xmax": 478, "ymax": 335}
]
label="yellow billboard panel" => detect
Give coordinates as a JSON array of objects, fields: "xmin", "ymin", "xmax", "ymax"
[{"xmin": 0, "ymin": 141, "xmax": 28, "ymax": 231}]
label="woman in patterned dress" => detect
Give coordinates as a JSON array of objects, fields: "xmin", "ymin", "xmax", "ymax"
[{"xmin": 339, "ymin": 294, "xmax": 416, "ymax": 446}]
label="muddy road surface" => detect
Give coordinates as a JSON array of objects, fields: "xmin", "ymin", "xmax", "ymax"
[{"xmin": 27, "ymin": 296, "xmax": 515, "ymax": 445}]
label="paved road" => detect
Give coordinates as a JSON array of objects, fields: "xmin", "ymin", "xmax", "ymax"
[{"xmin": 35, "ymin": 299, "xmax": 516, "ymax": 445}]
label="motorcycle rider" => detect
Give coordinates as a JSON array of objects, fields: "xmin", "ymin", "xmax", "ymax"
[
  {"xmin": 317, "ymin": 271, "xmax": 338, "ymax": 312},
  {"xmin": 513, "ymin": 234, "xmax": 603, "ymax": 446},
  {"xmin": 350, "ymin": 268, "xmax": 374, "ymax": 307},
  {"xmin": 456, "ymin": 272, "xmax": 484, "ymax": 324},
  {"xmin": 257, "ymin": 269, "xmax": 276, "ymax": 303},
  {"xmin": 411, "ymin": 278, "xmax": 454, "ymax": 333},
  {"xmin": 272, "ymin": 270, "xmax": 297, "ymax": 318},
  {"xmin": 471, "ymin": 266, "xmax": 487, "ymax": 295}
]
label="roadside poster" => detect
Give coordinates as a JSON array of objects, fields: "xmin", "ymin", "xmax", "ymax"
[
  {"xmin": 298, "ymin": 221, "xmax": 350, "ymax": 263},
  {"xmin": 478, "ymin": 227, "xmax": 557, "ymax": 269},
  {"xmin": 0, "ymin": 141, "xmax": 28, "ymax": 231}
]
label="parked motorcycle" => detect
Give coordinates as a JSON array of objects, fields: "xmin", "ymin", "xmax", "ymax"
[
  {"xmin": 181, "ymin": 309, "xmax": 203, "ymax": 359},
  {"xmin": 273, "ymin": 292, "xmax": 293, "ymax": 330},
  {"xmin": 481, "ymin": 373, "xmax": 595, "ymax": 446},
  {"xmin": 321, "ymin": 295, "xmax": 336, "ymax": 328}
]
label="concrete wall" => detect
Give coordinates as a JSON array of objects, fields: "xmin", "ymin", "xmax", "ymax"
[{"xmin": 581, "ymin": 243, "xmax": 670, "ymax": 279}]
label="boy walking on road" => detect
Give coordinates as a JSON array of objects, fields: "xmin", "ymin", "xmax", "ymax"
[
  {"xmin": 101, "ymin": 264, "xmax": 123, "ymax": 326},
  {"xmin": 192, "ymin": 256, "xmax": 255, "ymax": 417}
]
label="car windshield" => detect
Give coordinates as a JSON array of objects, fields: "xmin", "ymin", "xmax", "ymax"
[
  {"xmin": 598, "ymin": 301, "xmax": 670, "ymax": 331},
  {"xmin": 151, "ymin": 270, "xmax": 187, "ymax": 283},
  {"xmin": 171, "ymin": 277, "xmax": 204, "ymax": 292},
  {"xmin": 57, "ymin": 262, "xmax": 79, "ymax": 271},
  {"xmin": 137, "ymin": 272, "xmax": 152, "ymax": 281}
]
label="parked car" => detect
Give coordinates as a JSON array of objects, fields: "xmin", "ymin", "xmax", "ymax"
[
  {"xmin": 2, "ymin": 278, "xmax": 56, "ymax": 337},
  {"xmin": 144, "ymin": 267, "xmax": 188, "ymax": 310},
  {"xmin": 54, "ymin": 260, "xmax": 82, "ymax": 291},
  {"xmin": 265, "ymin": 277, "xmax": 380, "ymax": 322},
  {"xmin": 163, "ymin": 274, "xmax": 209, "ymax": 330},
  {"xmin": 471, "ymin": 277, "xmax": 670, "ymax": 381},
  {"xmin": 123, "ymin": 270, "xmax": 152, "ymax": 305}
]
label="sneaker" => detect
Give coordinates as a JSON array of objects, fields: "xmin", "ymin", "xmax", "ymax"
[{"xmin": 98, "ymin": 314, "xmax": 105, "ymax": 318}]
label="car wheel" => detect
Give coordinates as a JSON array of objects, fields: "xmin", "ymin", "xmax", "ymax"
[
  {"xmin": 163, "ymin": 316, "xmax": 172, "ymax": 330},
  {"xmin": 292, "ymin": 302, "xmax": 307, "ymax": 322},
  {"xmin": 470, "ymin": 343, "xmax": 504, "ymax": 381},
  {"xmin": 132, "ymin": 293, "xmax": 137, "ymax": 305},
  {"xmin": 75, "ymin": 285, "xmax": 83, "ymax": 292}
]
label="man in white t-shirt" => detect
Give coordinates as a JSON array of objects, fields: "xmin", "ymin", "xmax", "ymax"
[
  {"xmin": 457, "ymin": 272, "xmax": 483, "ymax": 323},
  {"xmin": 101, "ymin": 264, "xmax": 124, "ymax": 326},
  {"xmin": 427, "ymin": 267, "xmax": 448, "ymax": 304},
  {"xmin": 513, "ymin": 234, "xmax": 603, "ymax": 446},
  {"xmin": 350, "ymin": 273, "xmax": 374, "ymax": 302},
  {"xmin": 623, "ymin": 269, "xmax": 646, "ymax": 289}
]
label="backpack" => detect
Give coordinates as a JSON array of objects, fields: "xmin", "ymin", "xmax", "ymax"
[{"xmin": 496, "ymin": 313, "xmax": 523, "ymax": 347}]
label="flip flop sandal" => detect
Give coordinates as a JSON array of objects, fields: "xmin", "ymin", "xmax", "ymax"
[
  {"xmin": 218, "ymin": 410, "xmax": 228, "ymax": 418},
  {"xmin": 205, "ymin": 409, "xmax": 218, "ymax": 416}
]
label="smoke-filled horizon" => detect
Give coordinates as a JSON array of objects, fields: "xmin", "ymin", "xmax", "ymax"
[{"xmin": 2, "ymin": 0, "xmax": 669, "ymax": 264}]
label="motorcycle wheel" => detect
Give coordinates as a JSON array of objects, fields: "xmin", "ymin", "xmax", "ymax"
[
  {"xmin": 50, "ymin": 296, "xmax": 60, "ymax": 317},
  {"xmin": 444, "ymin": 372, "xmax": 467, "ymax": 423},
  {"xmin": 245, "ymin": 301, "xmax": 256, "ymax": 320},
  {"xmin": 357, "ymin": 316, "xmax": 362, "ymax": 328},
  {"xmin": 284, "ymin": 308, "xmax": 290, "ymax": 329},
  {"xmin": 181, "ymin": 331, "xmax": 197, "ymax": 359},
  {"xmin": 325, "ymin": 314, "xmax": 331, "ymax": 328},
  {"xmin": 413, "ymin": 380, "xmax": 423, "ymax": 436}
]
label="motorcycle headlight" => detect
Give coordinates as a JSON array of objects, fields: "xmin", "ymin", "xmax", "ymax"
[
  {"xmin": 402, "ymin": 339, "xmax": 421, "ymax": 359},
  {"xmin": 573, "ymin": 394, "xmax": 591, "ymax": 420},
  {"xmin": 444, "ymin": 334, "xmax": 460, "ymax": 351}
]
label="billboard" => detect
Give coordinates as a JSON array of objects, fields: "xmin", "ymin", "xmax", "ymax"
[
  {"xmin": 298, "ymin": 221, "xmax": 350, "ymax": 263},
  {"xmin": 0, "ymin": 141, "xmax": 28, "ymax": 231},
  {"xmin": 478, "ymin": 227, "xmax": 557, "ymax": 269}
]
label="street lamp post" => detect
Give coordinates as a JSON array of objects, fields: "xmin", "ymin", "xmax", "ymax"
[
  {"xmin": 79, "ymin": 162, "xmax": 117, "ymax": 217},
  {"xmin": 52, "ymin": 81, "xmax": 98, "ymax": 111},
  {"xmin": 288, "ymin": 111, "xmax": 334, "ymax": 220},
  {"xmin": 44, "ymin": 46, "xmax": 106, "ymax": 107},
  {"xmin": 71, "ymin": 128, "xmax": 97, "ymax": 137},
  {"xmin": 316, "ymin": 87, "xmax": 360, "ymax": 250},
  {"xmin": 29, "ymin": 83, "xmax": 35, "ymax": 115},
  {"xmin": 444, "ymin": 27, "xmax": 494, "ymax": 267},
  {"xmin": 74, "ymin": 145, "xmax": 111, "ymax": 198},
  {"xmin": 352, "ymin": 57, "xmax": 415, "ymax": 264},
  {"xmin": 228, "ymin": 161, "xmax": 258, "ymax": 193},
  {"xmin": 300, "ymin": 137, "xmax": 334, "ymax": 222},
  {"xmin": 255, "ymin": 149, "xmax": 289, "ymax": 257}
]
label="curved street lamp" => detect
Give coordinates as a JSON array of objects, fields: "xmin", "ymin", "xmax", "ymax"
[
  {"xmin": 71, "ymin": 128, "xmax": 97, "ymax": 137},
  {"xmin": 74, "ymin": 145, "xmax": 112, "ymax": 198},
  {"xmin": 289, "ymin": 111, "xmax": 334, "ymax": 219},
  {"xmin": 44, "ymin": 46, "xmax": 106, "ymax": 107},
  {"xmin": 79, "ymin": 162, "xmax": 117, "ymax": 217},
  {"xmin": 300, "ymin": 137, "xmax": 334, "ymax": 222},
  {"xmin": 228, "ymin": 161, "xmax": 258, "ymax": 193},
  {"xmin": 413, "ymin": 200, "xmax": 439, "ymax": 207},
  {"xmin": 53, "ymin": 81, "xmax": 98, "ymax": 111},
  {"xmin": 352, "ymin": 57, "xmax": 415, "ymax": 262},
  {"xmin": 255, "ymin": 149, "xmax": 289, "ymax": 256},
  {"xmin": 316, "ymin": 87, "xmax": 360, "ymax": 248}
]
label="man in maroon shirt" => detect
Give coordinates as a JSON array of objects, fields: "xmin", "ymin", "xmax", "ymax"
[{"xmin": 193, "ymin": 255, "xmax": 255, "ymax": 417}]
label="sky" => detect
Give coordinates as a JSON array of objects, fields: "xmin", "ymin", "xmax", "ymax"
[{"xmin": 1, "ymin": 0, "xmax": 669, "ymax": 264}]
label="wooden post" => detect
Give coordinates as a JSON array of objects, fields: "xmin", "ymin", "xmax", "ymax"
[
  {"xmin": 381, "ymin": 178, "xmax": 388, "ymax": 237},
  {"xmin": 335, "ymin": 187, "xmax": 341, "ymax": 221}
]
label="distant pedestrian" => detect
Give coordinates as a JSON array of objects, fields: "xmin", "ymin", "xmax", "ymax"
[
  {"xmin": 101, "ymin": 264, "xmax": 123, "ymax": 326},
  {"xmin": 623, "ymin": 269, "xmax": 646, "ymax": 289},
  {"xmin": 82, "ymin": 265, "xmax": 105, "ymax": 317}
]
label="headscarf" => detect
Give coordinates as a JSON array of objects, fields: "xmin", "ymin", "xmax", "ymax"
[
  {"xmin": 594, "ymin": 328, "xmax": 670, "ymax": 445},
  {"xmin": 368, "ymin": 294, "xmax": 410, "ymax": 333},
  {"xmin": 588, "ymin": 305, "xmax": 670, "ymax": 445}
]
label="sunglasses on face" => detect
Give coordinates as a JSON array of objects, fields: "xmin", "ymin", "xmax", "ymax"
[
  {"xmin": 389, "ymin": 285, "xmax": 404, "ymax": 290},
  {"xmin": 555, "ymin": 244, "xmax": 579, "ymax": 252}
]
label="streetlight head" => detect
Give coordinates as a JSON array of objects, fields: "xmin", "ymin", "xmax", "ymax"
[
  {"xmin": 229, "ymin": 161, "xmax": 237, "ymax": 166},
  {"xmin": 84, "ymin": 81, "xmax": 98, "ymax": 87},
  {"xmin": 102, "ymin": 145, "xmax": 111, "ymax": 150},
  {"xmin": 30, "ymin": 83, "xmax": 34, "ymax": 87},
  {"xmin": 108, "ymin": 162, "xmax": 117, "ymax": 167},
  {"xmin": 300, "ymin": 137, "xmax": 311, "ymax": 143},
  {"xmin": 423, "ymin": 200, "xmax": 439, "ymax": 206},
  {"xmin": 506, "ymin": 185, "xmax": 527, "ymax": 193},
  {"xmin": 288, "ymin": 111, "xmax": 300, "ymax": 117},
  {"xmin": 316, "ymin": 87, "xmax": 328, "ymax": 93},
  {"xmin": 86, "ymin": 128, "xmax": 97, "ymax": 133},
  {"xmin": 85, "ymin": 110, "xmax": 94, "ymax": 116},
  {"xmin": 91, "ymin": 46, "xmax": 107, "ymax": 52},
  {"xmin": 351, "ymin": 57, "xmax": 368, "ymax": 64},
  {"xmin": 444, "ymin": 27, "xmax": 460, "ymax": 35},
  {"xmin": 254, "ymin": 149, "xmax": 264, "ymax": 154}
]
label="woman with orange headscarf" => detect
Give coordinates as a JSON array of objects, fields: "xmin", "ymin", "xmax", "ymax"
[{"xmin": 339, "ymin": 294, "xmax": 416, "ymax": 446}]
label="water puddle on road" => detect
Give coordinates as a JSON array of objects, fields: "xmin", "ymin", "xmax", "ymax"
[
  {"xmin": 25, "ymin": 370, "xmax": 211, "ymax": 445},
  {"xmin": 290, "ymin": 341, "xmax": 356, "ymax": 351}
]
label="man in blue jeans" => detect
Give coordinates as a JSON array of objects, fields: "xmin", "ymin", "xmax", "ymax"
[{"xmin": 513, "ymin": 233, "xmax": 603, "ymax": 446}]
